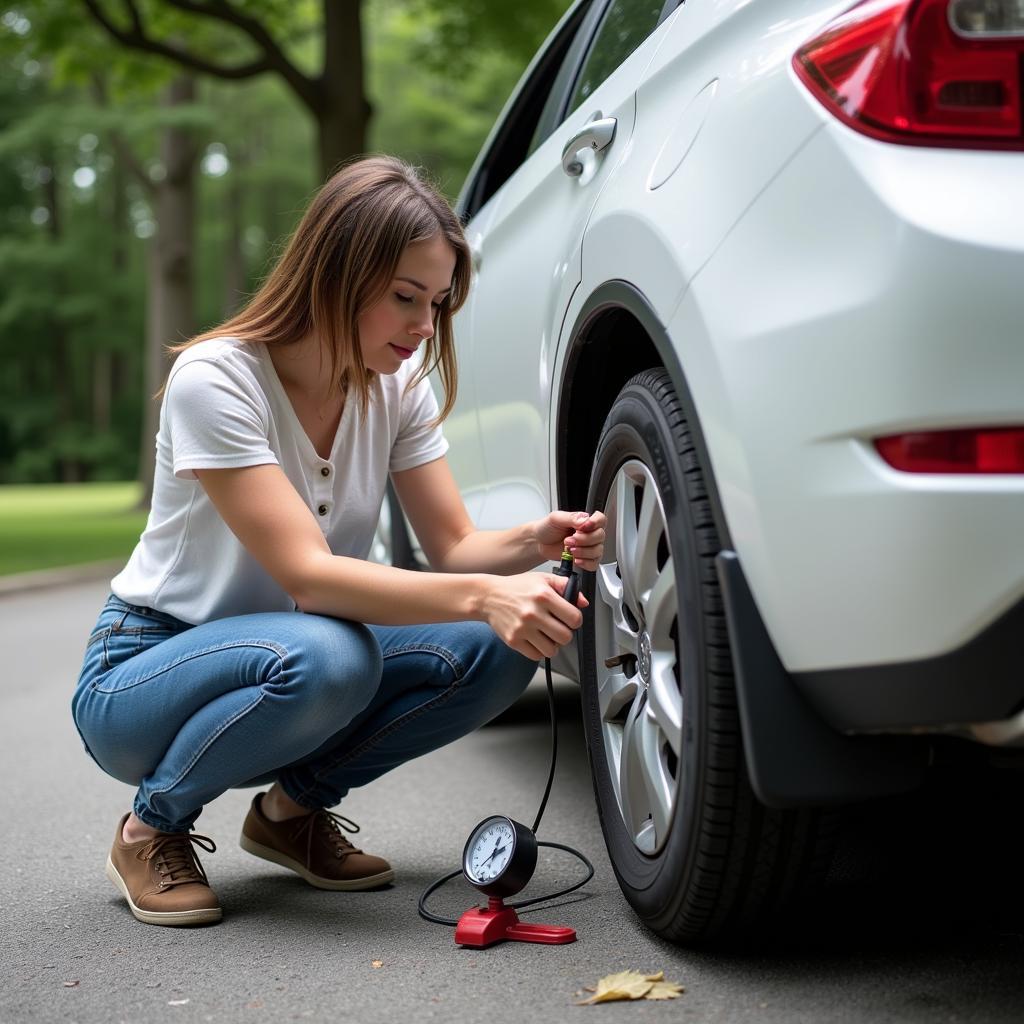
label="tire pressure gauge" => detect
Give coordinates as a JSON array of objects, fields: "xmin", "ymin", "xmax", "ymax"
[
  {"xmin": 449, "ymin": 547, "xmax": 582, "ymax": 949},
  {"xmin": 456, "ymin": 814, "xmax": 575, "ymax": 948},
  {"xmin": 462, "ymin": 815, "xmax": 537, "ymax": 899}
]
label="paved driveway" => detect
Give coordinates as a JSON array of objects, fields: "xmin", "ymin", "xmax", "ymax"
[{"xmin": 1, "ymin": 580, "xmax": 1022, "ymax": 1023}]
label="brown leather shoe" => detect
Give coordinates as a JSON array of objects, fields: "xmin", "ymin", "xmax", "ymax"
[
  {"xmin": 239, "ymin": 792, "xmax": 394, "ymax": 891},
  {"xmin": 105, "ymin": 814, "xmax": 222, "ymax": 926}
]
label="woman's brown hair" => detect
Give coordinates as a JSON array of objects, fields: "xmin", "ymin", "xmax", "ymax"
[{"xmin": 156, "ymin": 155, "xmax": 471, "ymax": 427}]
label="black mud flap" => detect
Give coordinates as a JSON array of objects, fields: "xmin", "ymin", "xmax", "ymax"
[{"xmin": 716, "ymin": 550, "xmax": 928, "ymax": 809}]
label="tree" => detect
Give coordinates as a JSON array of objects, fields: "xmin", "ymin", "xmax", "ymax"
[
  {"xmin": 81, "ymin": 0, "xmax": 365, "ymax": 181},
  {"xmin": 0, "ymin": 0, "xmax": 571, "ymax": 487}
]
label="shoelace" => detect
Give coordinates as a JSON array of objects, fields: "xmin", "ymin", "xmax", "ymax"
[
  {"xmin": 289, "ymin": 809, "xmax": 364, "ymax": 863},
  {"xmin": 138, "ymin": 832, "xmax": 216, "ymax": 888}
]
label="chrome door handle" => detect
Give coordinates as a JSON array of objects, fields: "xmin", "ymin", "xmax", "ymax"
[{"xmin": 561, "ymin": 116, "xmax": 617, "ymax": 178}]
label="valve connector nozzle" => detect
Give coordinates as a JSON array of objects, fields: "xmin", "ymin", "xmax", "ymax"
[{"xmin": 554, "ymin": 547, "xmax": 575, "ymax": 577}]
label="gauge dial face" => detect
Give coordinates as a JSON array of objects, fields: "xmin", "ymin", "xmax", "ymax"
[{"xmin": 466, "ymin": 817, "xmax": 516, "ymax": 883}]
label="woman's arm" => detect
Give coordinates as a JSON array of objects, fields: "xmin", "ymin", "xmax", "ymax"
[
  {"xmin": 391, "ymin": 456, "xmax": 604, "ymax": 574},
  {"xmin": 194, "ymin": 464, "xmax": 588, "ymax": 662}
]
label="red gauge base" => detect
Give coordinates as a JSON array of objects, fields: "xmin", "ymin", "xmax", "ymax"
[{"xmin": 455, "ymin": 897, "xmax": 576, "ymax": 948}]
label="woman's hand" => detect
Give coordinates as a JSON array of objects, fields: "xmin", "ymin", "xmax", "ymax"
[
  {"xmin": 481, "ymin": 572, "xmax": 590, "ymax": 661},
  {"xmin": 532, "ymin": 509, "xmax": 607, "ymax": 571}
]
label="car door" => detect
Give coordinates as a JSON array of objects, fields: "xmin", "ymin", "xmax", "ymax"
[
  {"xmin": 445, "ymin": 0, "xmax": 604, "ymax": 525},
  {"xmin": 459, "ymin": 0, "xmax": 681, "ymax": 533}
]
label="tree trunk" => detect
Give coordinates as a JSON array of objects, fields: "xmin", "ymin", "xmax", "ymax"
[
  {"xmin": 95, "ymin": 150, "xmax": 126, "ymax": 438},
  {"xmin": 92, "ymin": 350, "xmax": 112, "ymax": 433},
  {"xmin": 222, "ymin": 147, "xmax": 246, "ymax": 317},
  {"xmin": 90, "ymin": 74, "xmax": 130, "ymax": 471},
  {"xmin": 136, "ymin": 75, "xmax": 200, "ymax": 509},
  {"xmin": 318, "ymin": 0, "xmax": 371, "ymax": 180},
  {"xmin": 42, "ymin": 148, "xmax": 82, "ymax": 483}
]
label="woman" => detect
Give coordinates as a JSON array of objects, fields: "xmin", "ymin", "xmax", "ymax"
[{"xmin": 71, "ymin": 155, "xmax": 606, "ymax": 927}]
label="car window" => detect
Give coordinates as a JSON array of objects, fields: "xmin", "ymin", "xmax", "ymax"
[
  {"xmin": 567, "ymin": 0, "xmax": 668, "ymax": 114},
  {"xmin": 458, "ymin": 0, "xmax": 597, "ymax": 223},
  {"xmin": 526, "ymin": 0, "xmax": 609, "ymax": 159}
]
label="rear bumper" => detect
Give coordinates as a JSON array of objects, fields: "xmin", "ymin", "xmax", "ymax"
[
  {"xmin": 794, "ymin": 591, "xmax": 1024, "ymax": 734},
  {"xmin": 718, "ymin": 550, "xmax": 1024, "ymax": 807}
]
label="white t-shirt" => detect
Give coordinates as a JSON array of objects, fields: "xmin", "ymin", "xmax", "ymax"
[{"xmin": 110, "ymin": 336, "xmax": 449, "ymax": 624}]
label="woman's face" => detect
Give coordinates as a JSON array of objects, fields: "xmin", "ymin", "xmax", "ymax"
[{"xmin": 358, "ymin": 233, "xmax": 457, "ymax": 375}]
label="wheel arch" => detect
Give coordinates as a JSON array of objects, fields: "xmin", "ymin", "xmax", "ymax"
[
  {"xmin": 555, "ymin": 281, "xmax": 929, "ymax": 810},
  {"xmin": 555, "ymin": 280, "xmax": 734, "ymax": 550}
]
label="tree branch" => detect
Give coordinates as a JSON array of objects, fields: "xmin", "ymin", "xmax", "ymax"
[
  {"xmin": 81, "ymin": 0, "xmax": 276, "ymax": 81},
  {"xmin": 162, "ymin": 0, "xmax": 319, "ymax": 111}
]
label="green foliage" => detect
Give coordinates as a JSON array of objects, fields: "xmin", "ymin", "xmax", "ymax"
[
  {"xmin": 0, "ymin": 0, "xmax": 572, "ymax": 487},
  {"xmin": 402, "ymin": 0, "xmax": 572, "ymax": 77},
  {"xmin": 367, "ymin": 3, "xmax": 531, "ymax": 197}
]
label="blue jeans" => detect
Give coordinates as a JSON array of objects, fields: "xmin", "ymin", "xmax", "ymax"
[{"xmin": 72, "ymin": 594, "xmax": 537, "ymax": 833}]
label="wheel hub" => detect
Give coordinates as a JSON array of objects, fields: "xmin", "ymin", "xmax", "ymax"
[{"xmin": 638, "ymin": 632, "xmax": 652, "ymax": 686}]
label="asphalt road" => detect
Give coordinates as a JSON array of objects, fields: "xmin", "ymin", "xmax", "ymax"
[{"xmin": 2, "ymin": 580, "xmax": 1022, "ymax": 1024}]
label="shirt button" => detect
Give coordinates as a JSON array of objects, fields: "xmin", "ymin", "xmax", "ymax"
[
  {"xmin": 318, "ymin": 504, "xmax": 328, "ymax": 516},
  {"xmin": 320, "ymin": 467, "xmax": 330, "ymax": 477}
]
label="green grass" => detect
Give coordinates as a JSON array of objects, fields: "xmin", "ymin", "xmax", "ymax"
[{"xmin": 0, "ymin": 482, "xmax": 147, "ymax": 577}]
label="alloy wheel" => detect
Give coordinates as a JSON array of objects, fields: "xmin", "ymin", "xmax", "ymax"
[{"xmin": 595, "ymin": 458, "xmax": 682, "ymax": 855}]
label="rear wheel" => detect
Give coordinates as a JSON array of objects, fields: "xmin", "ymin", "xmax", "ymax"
[{"xmin": 580, "ymin": 368, "xmax": 835, "ymax": 943}]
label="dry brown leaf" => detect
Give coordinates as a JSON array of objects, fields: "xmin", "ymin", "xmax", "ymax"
[
  {"xmin": 371, "ymin": 960, "xmax": 384, "ymax": 969},
  {"xmin": 575, "ymin": 969, "xmax": 685, "ymax": 1006},
  {"xmin": 575, "ymin": 970, "xmax": 653, "ymax": 1005}
]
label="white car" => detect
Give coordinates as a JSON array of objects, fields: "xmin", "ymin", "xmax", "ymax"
[{"xmin": 380, "ymin": 0, "xmax": 1024, "ymax": 942}]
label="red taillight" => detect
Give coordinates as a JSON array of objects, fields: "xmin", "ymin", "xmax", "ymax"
[
  {"xmin": 875, "ymin": 427, "xmax": 1024, "ymax": 472},
  {"xmin": 793, "ymin": 0, "xmax": 1024, "ymax": 149}
]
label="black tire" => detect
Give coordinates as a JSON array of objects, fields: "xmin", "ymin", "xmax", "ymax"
[{"xmin": 580, "ymin": 368, "xmax": 835, "ymax": 944}]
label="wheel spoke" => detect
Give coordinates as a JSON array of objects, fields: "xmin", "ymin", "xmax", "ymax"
[
  {"xmin": 596, "ymin": 560, "xmax": 622, "ymax": 606},
  {"xmin": 634, "ymin": 477, "xmax": 663, "ymax": 602},
  {"xmin": 619, "ymin": 694, "xmax": 674, "ymax": 851},
  {"xmin": 598, "ymin": 668, "xmax": 638, "ymax": 723},
  {"xmin": 642, "ymin": 555, "xmax": 676, "ymax": 644},
  {"xmin": 638, "ymin": 705, "xmax": 674, "ymax": 843},
  {"xmin": 618, "ymin": 695, "xmax": 651, "ymax": 845},
  {"xmin": 613, "ymin": 471, "xmax": 642, "ymax": 619},
  {"xmin": 596, "ymin": 563, "xmax": 637, "ymax": 649},
  {"xmin": 647, "ymin": 653, "xmax": 682, "ymax": 756}
]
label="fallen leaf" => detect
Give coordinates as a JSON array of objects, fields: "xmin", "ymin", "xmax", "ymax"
[
  {"xmin": 245, "ymin": 1000, "xmax": 264, "ymax": 1009},
  {"xmin": 371, "ymin": 960, "xmax": 383, "ymax": 969},
  {"xmin": 575, "ymin": 969, "xmax": 685, "ymax": 1005},
  {"xmin": 62, "ymin": 980, "xmax": 80, "ymax": 988},
  {"xmin": 575, "ymin": 970, "xmax": 653, "ymax": 1005}
]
